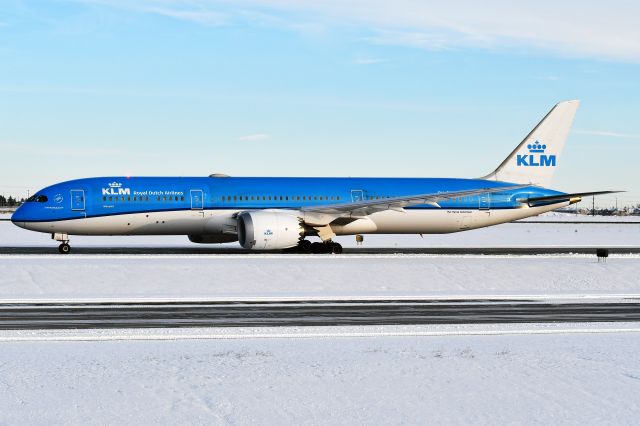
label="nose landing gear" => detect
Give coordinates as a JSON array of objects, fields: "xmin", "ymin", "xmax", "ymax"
[{"xmin": 52, "ymin": 233, "xmax": 71, "ymax": 254}]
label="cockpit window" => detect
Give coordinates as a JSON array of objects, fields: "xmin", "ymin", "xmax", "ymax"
[{"xmin": 26, "ymin": 195, "xmax": 48, "ymax": 203}]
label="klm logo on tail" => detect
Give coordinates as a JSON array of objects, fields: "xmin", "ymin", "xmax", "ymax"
[{"xmin": 517, "ymin": 141, "xmax": 556, "ymax": 167}]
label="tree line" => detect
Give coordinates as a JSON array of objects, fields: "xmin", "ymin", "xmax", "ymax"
[{"xmin": 0, "ymin": 195, "xmax": 24, "ymax": 207}]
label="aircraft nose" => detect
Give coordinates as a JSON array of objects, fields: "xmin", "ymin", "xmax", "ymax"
[{"xmin": 10, "ymin": 205, "xmax": 27, "ymax": 229}]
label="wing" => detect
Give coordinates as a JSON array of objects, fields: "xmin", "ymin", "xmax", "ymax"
[{"xmin": 302, "ymin": 184, "xmax": 531, "ymax": 225}]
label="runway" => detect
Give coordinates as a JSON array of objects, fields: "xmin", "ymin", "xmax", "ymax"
[
  {"xmin": 2, "ymin": 299, "xmax": 640, "ymax": 330},
  {"xmin": 2, "ymin": 246, "xmax": 640, "ymax": 255}
]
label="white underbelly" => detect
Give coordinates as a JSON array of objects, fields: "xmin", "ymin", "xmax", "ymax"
[
  {"xmin": 338, "ymin": 203, "xmax": 569, "ymax": 235},
  {"xmin": 24, "ymin": 203, "xmax": 568, "ymax": 237},
  {"xmin": 25, "ymin": 210, "xmax": 238, "ymax": 236}
]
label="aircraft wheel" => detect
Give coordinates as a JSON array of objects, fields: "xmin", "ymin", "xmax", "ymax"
[
  {"xmin": 330, "ymin": 243, "xmax": 343, "ymax": 254},
  {"xmin": 299, "ymin": 240, "xmax": 312, "ymax": 253},
  {"xmin": 58, "ymin": 243, "xmax": 71, "ymax": 254},
  {"xmin": 311, "ymin": 242, "xmax": 324, "ymax": 254}
]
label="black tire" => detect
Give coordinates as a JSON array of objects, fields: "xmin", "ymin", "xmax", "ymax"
[
  {"xmin": 311, "ymin": 242, "xmax": 324, "ymax": 254},
  {"xmin": 331, "ymin": 243, "xmax": 343, "ymax": 254},
  {"xmin": 299, "ymin": 240, "xmax": 312, "ymax": 253},
  {"xmin": 58, "ymin": 243, "xmax": 71, "ymax": 254}
]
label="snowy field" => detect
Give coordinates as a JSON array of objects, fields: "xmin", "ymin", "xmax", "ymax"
[
  {"xmin": 2, "ymin": 329, "xmax": 640, "ymax": 424},
  {"xmin": 1, "ymin": 254, "xmax": 639, "ymax": 300}
]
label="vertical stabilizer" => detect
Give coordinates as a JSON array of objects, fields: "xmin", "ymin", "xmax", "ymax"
[{"xmin": 482, "ymin": 100, "xmax": 580, "ymax": 187}]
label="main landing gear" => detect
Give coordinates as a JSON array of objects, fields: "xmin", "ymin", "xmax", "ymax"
[{"xmin": 289, "ymin": 239, "xmax": 342, "ymax": 254}]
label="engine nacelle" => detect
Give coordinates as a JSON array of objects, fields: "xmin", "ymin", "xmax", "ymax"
[
  {"xmin": 237, "ymin": 211, "xmax": 303, "ymax": 250},
  {"xmin": 188, "ymin": 234, "xmax": 238, "ymax": 244}
]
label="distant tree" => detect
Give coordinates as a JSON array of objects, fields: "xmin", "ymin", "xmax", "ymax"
[
  {"xmin": 7, "ymin": 196, "xmax": 16, "ymax": 207},
  {"xmin": 0, "ymin": 195, "xmax": 6, "ymax": 206}
]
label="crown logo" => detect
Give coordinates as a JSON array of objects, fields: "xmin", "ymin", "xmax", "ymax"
[
  {"xmin": 108, "ymin": 182, "xmax": 122, "ymax": 188},
  {"xmin": 527, "ymin": 140, "xmax": 546, "ymax": 153}
]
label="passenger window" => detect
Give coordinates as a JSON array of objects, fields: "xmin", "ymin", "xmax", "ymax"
[
  {"xmin": 337, "ymin": 196, "xmax": 340, "ymax": 200},
  {"xmin": 103, "ymin": 196, "xmax": 106, "ymax": 201},
  {"xmin": 180, "ymin": 196, "xmax": 184, "ymax": 201},
  {"xmin": 297, "ymin": 196, "xmax": 300, "ymax": 201},
  {"xmin": 233, "ymin": 196, "xmax": 237, "ymax": 201}
]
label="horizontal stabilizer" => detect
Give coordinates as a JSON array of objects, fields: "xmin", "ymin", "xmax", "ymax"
[{"xmin": 522, "ymin": 191, "xmax": 623, "ymax": 206}]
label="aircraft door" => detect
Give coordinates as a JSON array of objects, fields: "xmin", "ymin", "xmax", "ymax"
[
  {"xmin": 70, "ymin": 189, "xmax": 85, "ymax": 211},
  {"xmin": 190, "ymin": 189, "xmax": 204, "ymax": 210},
  {"xmin": 351, "ymin": 190, "xmax": 364, "ymax": 203},
  {"xmin": 479, "ymin": 193, "xmax": 490, "ymax": 210}
]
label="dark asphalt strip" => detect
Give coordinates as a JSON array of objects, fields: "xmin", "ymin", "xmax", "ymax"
[{"xmin": 0, "ymin": 300, "xmax": 639, "ymax": 330}]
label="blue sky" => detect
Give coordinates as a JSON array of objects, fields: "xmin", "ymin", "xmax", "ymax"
[{"xmin": 1, "ymin": 0, "xmax": 639, "ymax": 207}]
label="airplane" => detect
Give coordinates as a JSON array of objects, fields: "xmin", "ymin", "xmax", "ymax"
[{"xmin": 11, "ymin": 100, "xmax": 619, "ymax": 254}]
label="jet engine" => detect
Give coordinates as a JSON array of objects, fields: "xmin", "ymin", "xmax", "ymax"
[{"xmin": 237, "ymin": 211, "xmax": 303, "ymax": 250}]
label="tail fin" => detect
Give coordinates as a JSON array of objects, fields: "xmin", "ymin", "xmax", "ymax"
[{"xmin": 482, "ymin": 100, "xmax": 580, "ymax": 187}]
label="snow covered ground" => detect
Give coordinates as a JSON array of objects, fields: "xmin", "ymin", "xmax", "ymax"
[
  {"xmin": 1, "ymin": 328, "xmax": 640, "ymax": 424},
  {"xmin": 1, "ymin": 254, "xmax": 639, "ymax": 300}
]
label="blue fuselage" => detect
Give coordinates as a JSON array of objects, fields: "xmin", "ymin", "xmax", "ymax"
[{"xmin": 12, "ymin": 176, "xmax": 561, "ymax": 224}]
